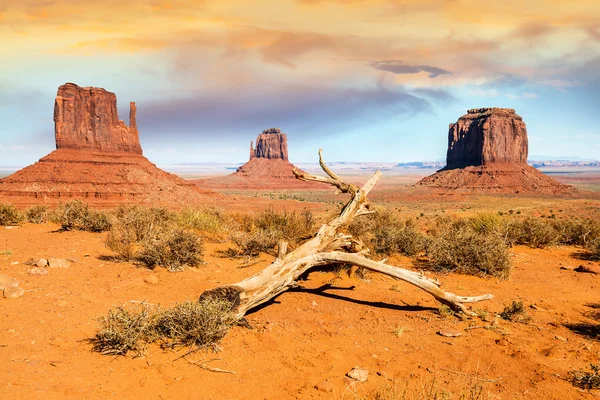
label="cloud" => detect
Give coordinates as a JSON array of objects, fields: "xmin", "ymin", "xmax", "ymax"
[
  {"xmin": 368, "ymin": 60, "xmax": 452, "ymax": 78},
  {"xmin": 136, "ymin": 83, "xmax": 434, "ymax": 144}
]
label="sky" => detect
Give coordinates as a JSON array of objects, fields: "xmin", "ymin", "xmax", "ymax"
[{"xmin": 1, "ymin": 0, "xmax": 599, "ymax": 166}]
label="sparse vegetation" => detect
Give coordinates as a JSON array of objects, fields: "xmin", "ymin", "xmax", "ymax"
[
  {"xmin": 25, "ymin": 205, "xmax": 50, "ymax": 224},
  {"xmin": 568, "ymin": 363, "xmax": 600, "ymax": 390},
  {"xmin": 426, "ymin": 218, "xmax": 512, "ymax": 279},
  {"xmin": 137, "ymin": 229, "xmax": 204, "ymax": 272},
  {"xmin": 178, "ymin": 207, "xmax": 229, "ymax": 239},
  {"xmin": 54, "ymin": 200, "xmax": 111, "ymax": 232},
  {"xmin": 499, "ymin": 300, "xmax": 531, "ymax": 323},
  {"xmin": 0, "ymin": 202, "xmax": 24, "ymax": 226},
  {"xmin": 90, "ymin": 298, "xmax": 236, "ymax": 357},
  {"xmin": 349, "ymin": 208, "xmax": 426, "ymax": 256}
]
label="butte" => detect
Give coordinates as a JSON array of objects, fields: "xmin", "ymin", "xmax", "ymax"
[
  {"xmin": 416, "ymin": 108, "xmax": 575, "ymax": 195},
  {"xmin": 0, "ymin": 83, "xmax": 213, "ymax": 206},
  {"xmin": 196, "ymin": 128, "xmax": 322, "ymax": 190}
]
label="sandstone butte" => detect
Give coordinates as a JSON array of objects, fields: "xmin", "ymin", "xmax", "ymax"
[
  {"xmin": 0, "ymin": 83, "xmax": 214, "ymax": 206},
  {"xmin": 195, "ymin": 128, "xmax": 322, "ymax": 189},
  {"xmin": 416, "ymin": 108, "xmax": 575, "ymax": 194}
]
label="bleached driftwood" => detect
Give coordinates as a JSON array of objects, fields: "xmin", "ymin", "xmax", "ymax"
[{"xmin": 200, "ymin": 150, "xmax": 493, "ymax": 317}]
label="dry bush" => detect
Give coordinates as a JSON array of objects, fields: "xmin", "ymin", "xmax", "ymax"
[
  {"xmin": 499, "ymin": 300, "xmax": 531, "ymax": 323},
  {"xmin": 513, "ymin": 217, "xmax": 559, "ymax": 248},
  {"xmin": 105, "ymin": 206, "xmax": 176, "ymax": 261},
  {"xmin": 569, "ymin": 363, "xmax": 600, "ymax": 390},
  {"xmin": 89, "ymin": 302, "xmax": 159, "ymax": 357},
  {"xmin": 349, "ymin": 208, "xmax": 426, "ymax": 256},
  {"xmin": 252, "ymin": 206, "xmax": 315, "ymax": 242},
  {"xmin": 586, "ymin": 237, "xmax": 600, "ymax": 260},
  {"xmin": 0, "ymin": 202, "xmax": 24, "ymax": 226},
  {"xmin": 25, "ymin": 205, "xmax": 49, "ymax": 224},
  {"xmin": 90, "ymin": 298, "xmax": 236, "ymax": 357},
  {"xmin": 178, "ymin": 207, "xmax": 230, "ymax": 239},
  {"xmin": 54, "ymin": 200, "xmax": 111, "ymax": 232},
  {"xmin": 426, "ymin": 218, "xmax": 511, "ymax": 279},
  {"xmin": 155, "ymin": 299, "xmax": 238, "ymax": 351},
  {"xmin": 138, "ymin": 229, "xmax": 204, "ymax": 272},
  {"xmin": 553, "ymin": 218, "xmax": 600, "ymax": 247},
  {"xmin": 225, "ymin": 229, "xmax": 282, "ymax": 257}
]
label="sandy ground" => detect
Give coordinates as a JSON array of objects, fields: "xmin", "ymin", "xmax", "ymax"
[{"xmin": 1, "ymin": 216, "xmax": 599, "ymax": 399}]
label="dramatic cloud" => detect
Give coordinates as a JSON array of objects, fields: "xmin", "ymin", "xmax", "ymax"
[
  {"xmin": 368, "ymin": 60, "xmax": 452, "ymax": 78},
  {"xmin": 137, "ymin": 83, "xmax": 436, "ymax": 144}
]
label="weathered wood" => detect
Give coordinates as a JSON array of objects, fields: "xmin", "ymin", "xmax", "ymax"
[{"xmin": 200, "ymin": 149, "xmax": 493, "ymax": 318}]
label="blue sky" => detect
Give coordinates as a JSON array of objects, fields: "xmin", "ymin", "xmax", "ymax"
[{"xmin": 1, "ymin": 0, "xmax": 599, "ymax": 166}]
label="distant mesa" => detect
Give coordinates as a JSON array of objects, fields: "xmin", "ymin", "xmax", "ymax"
[
  {"xmin": 0, "ymin": 83, "xmax": 214, "ymax": 206},
  {"xmin": 195, "ymin": 128, "xmax": 321, "ymax": 189},
  {"xmin": 417, "ymin": 108, "xmax": 575, "ymax": 194}
]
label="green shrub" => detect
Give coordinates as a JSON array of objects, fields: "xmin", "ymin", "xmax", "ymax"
[
  {"xmin": 25, "ymin": 205, "xmax": 49, "ymax": 224},
  {"xmin": 137, "ymin": 229, "xmax": 204, "ymax": 272},
  {"xmin": 0, "ymin": 202, "xmax": 24, "ymax": 226},
  {"xmin": 426, "ymin": 218, "xmax": 511, "ymax": 279},
  {"xmin": 54, "ymin": 200, "xmax": 111, "ymax": 232}
]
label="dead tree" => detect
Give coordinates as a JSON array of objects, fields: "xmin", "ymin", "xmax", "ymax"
[{"xmin": 200, "ymin": 150, "xmax": 493, "ymax": 318}]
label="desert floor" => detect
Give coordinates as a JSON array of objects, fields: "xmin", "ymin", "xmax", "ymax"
[{"xmin": 1, "ymin": 171, "xmax": 600, "ymax": 399}]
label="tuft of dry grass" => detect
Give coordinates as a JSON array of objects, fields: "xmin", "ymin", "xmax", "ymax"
[
  {"xmin": 90, "ymin": 298, "xmax": 236, "ymax": 357},
  {"xmin": 178, "ymin": 207, "xmax": 230, "ymax": 240}
]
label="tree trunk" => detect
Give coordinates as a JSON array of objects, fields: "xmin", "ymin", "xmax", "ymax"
[{"xmin": 200, "ymin": 150, "xmax": 493, "ymax": 318}]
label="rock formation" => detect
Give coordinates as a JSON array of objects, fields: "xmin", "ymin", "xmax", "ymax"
[
  {"xmin": 446, "ymin": 108, "xmax": 528, "ymax": 169},
  {"xmin": 0, "ymin": 83, "xmax": 214, "ymax": 206},
  {"xmin": 250, "ymin": 128, "xmax": 289, "ymax": 161},
  {"xmin": 54, "ymin": 83, "xmax": 142, "ymax": 154},
  {"xmin": 195, "ymin": 128, "xmax": 321, "ymax": 189},
  {"xmin": 417, "ymin": 108, "xmax": 575, "ymax": 194}
]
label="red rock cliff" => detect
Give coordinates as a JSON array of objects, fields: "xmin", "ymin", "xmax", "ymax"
[
  {"xmin": 54, "ymin": 83, "xmax": 142, "ymax": 154},
  {"xmin": 249, "ymin": 128, "xmax": 288, "ymax": 161},
  {"xmin": 446, "ymin": 108, "xmax": 528, "ymax": 169}
]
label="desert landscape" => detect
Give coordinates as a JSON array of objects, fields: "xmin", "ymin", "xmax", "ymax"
[{"xmin": 2, "ymin": 1, "xmax": 600, "ymax": 399}]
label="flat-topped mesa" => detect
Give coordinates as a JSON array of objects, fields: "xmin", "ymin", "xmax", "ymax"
[
  {"xmin": 446, "ymin": 107, "xmax": 527, "ymax": 169},
  {"xmin": 54, "ymin": 83, "xmax": 142, "ymax": 154},
  {"xmin": 249, "ymin": 128, "xmax": 288, "ymax": 161}
]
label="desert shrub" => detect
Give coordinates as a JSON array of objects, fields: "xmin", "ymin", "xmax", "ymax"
[
  {"xmin": 426, "ymin": 218, "xmax": 511, "ymax": 279},
  {"xmin": 178, "ymin": 207, "xmax": 229, "ymax": 239},
  {"xmin": 514, "ymin": 217, "xmax": 559, "ymax": 248},
  {"xmin": 112, "ymin": 205, "xmax": 175, "ymax": 241},
  {"xmin": 25, "ymin": 205, "xmax": 49, "ymax": 224},
  {"xmin": 90, "ymin": 298, "xmax": 236, "ymax": 357},
  {"xmin": 137, "ymin": 229, "xmax": 204, "ymax": 272},
  {"xmin": 0, "ymin": 202, "xmax": 24, "ymax": 226},
  {"xmin": 155, "ymin": 299, "xmax": 237, "ymax": 351},
  {"xmin": 586, "ymin": 237, "xmax": 600, "ymax": 260},
  {"xmin": 54, "ymin": 200, "xmax": 111, "ymax": 232},
  {"xmin": 251, "ymin": 206, "xmax": 314, "ymax": 241},
  {"xmin": 569, "ymin": 363, "xmax": 600, "ymax": 390},
  {"xmin": 499, "ymin": 300, "xmax": 531, "ymax": 323},
  {"xmin": 349, "ymin": 208, "xmax": 426, "ymax": 256},
  {"xmin": 105, "ymin": 205, "xmax": 177, "ymax": 261},
  {"xmin": 225, "ymin": 229, "xmax": 282, "ymax": 257},
  {"xmin": 89, "ymin": 302, "xmax": 160, "ymax": 357},
  {"xmin": 553, "ymin": 218, "xmax": 600, "ymax": 247}
]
